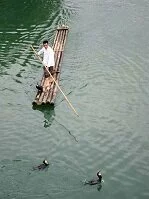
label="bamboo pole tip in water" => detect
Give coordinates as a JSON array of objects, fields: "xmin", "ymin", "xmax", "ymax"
[{"xmin": 76, "ymin": 112, "xmax": 79, "ymax": 117}]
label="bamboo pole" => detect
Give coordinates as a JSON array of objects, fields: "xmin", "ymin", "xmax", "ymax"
[
  {"xmin": 36, "ymin": 30, "xmax": 61, "ymax": 104},
  {"xmin": 46, "ymin": 29, "xmax": 62, "ymax": 103},
  {"xmin": 42, "ymin": 29, "xmax": 62, "ymax": 103},
  {"xmin": 50, "ymin": 52, "xmax": 63, "ymax": 104},
  {"xmin": 40, "ymin": 29, "xmax": 61, "ymax": 104},
  {"xmin": 50, "ymin": 29, "xmax": 68, "ymax": 104},
  {"xmin": 47, "ymin": 29, "xmax": 65, "ymax": 103},
  {"xmin": 47, "ymin": 51, "xmax": 62, "ymax": 103},
  {"xmin": 31, "ymin": 45, "xmax": 79, "ymax": 117}
]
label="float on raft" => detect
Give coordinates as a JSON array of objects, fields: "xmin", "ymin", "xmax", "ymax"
[{"xmin": 32, "ymin": 25, "xmax": 69, "ymax": 106}]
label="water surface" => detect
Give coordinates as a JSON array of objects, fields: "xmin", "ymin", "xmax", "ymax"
[{"xmin": 0, "ymin": 0, "xmax": 149, "ymax": 198}]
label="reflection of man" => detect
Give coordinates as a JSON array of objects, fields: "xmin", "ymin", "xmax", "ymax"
[
  {"xmin": 32, "ymin": 105, "xmax": 55, "ymax": 128},
  {"xmin": 37, "ymin": 40, "xmax": 55, "ymax": 77}
]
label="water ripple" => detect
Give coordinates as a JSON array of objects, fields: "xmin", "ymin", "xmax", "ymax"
[{"xmin": 1, "ymin": 0, "xmax": 149, "ymax": 198}]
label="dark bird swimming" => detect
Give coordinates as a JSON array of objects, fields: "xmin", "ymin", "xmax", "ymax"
[
  {"xmin": 84, "ymin": 171, "xmax": 103, "ymax": 185},
  {"xmin": 33, "ymin": 160, "xmax": 49, "ymax": 170},
  {"xmin": 36, "ymin": 83, "xmax": 43, "ymax": 92}
]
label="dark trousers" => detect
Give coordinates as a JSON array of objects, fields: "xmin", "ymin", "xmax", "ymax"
[{"xmin": 44, "ymin": 66, "xmax": 54, "ymax": 77}]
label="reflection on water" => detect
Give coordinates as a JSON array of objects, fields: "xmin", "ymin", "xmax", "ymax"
[
  {"xmin": 0, "ymin": 0, "xmax": 63, "ymax": 28},
  {"xmin": 32, "ymin": 104, "xmax": 78, "ymax": 142},
  {"xmin": 55, "ymin": 118, "xmax": 79, "ymax": 142},
  {"xmin": 97, "ymin": 184, "xmax": 102, "ymax": 192},
  {"xmin": 32, "ymin": 104, "xmax": 55, "ymax": 128}
]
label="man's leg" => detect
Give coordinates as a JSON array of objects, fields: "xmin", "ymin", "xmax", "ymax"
[{"xmin": 44, "ymin": 66, "xmax": 50, "ymax": 78}]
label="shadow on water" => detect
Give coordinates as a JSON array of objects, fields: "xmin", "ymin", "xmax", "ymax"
[
  {"xmin": 54, "ymin": 118, "xmax": 78, "ymax": 142},
  {"xmin": 97, "ymin": 184, "xmax": 102, "ymax": 192},
  {"xmin": 32, "ymin": 104, "xmax": 55, "ymax": 128},
  {"xmin": 32, "ymin": 104, "xmax": 78, "ymax": 142}
]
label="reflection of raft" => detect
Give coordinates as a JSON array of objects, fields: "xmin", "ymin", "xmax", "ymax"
[{"xmin": 33, "ymin": 26, "xmax": 69, "ymax": 105}]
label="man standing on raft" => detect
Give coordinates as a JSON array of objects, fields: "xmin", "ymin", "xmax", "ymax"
[{"xmin": 38, "ymin": 40, "xmax": 55, "ymax": 77}]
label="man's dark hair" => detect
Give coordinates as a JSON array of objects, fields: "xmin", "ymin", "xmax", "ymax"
[{"xmin": 43, "ymin": 40, "xmax": 48, "ymax": 44}]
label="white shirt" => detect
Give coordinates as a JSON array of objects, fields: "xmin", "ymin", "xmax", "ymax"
[{"xmin": 38, "ymin": 46, "xmax": 55, "ymax": 67}]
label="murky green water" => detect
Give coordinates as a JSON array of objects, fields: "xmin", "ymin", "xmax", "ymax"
[{"xmin": 1, "ymin": 0, "xmax": 149, "ymax": 198}]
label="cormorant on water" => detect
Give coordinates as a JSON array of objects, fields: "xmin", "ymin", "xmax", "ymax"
[
  {"xmin": 33, "ymin": 160, "xmax": 49, "ymax": 170},
  {"xmin": 84, "ymin": 171, "xmax": 103, "ymax": 185},
  {"xmin": 97, "ymin": 171, "xmax": 102, "ymax": 183}
]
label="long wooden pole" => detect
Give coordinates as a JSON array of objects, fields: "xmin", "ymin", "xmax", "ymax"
[{"xmin": 31, "ymin": 45, "xmax": 79, "ymax": 117}]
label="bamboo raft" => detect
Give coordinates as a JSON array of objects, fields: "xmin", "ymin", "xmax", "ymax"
[{"xmin": 33, "ymin": 26, "xmax": 69, "ymax": 106}]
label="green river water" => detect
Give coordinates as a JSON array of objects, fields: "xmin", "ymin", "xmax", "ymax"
[{"xmin": 0, "ymin": 0, "xmax": 149, "ymax": 198}]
